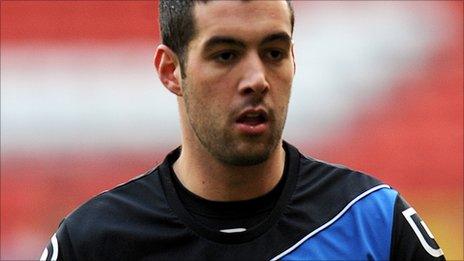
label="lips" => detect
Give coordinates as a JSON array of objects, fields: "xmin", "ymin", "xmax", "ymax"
[
  {"xmin": 236, "ymin": 110, "xmax": 268, "ymax": 125},
  {"xmin": 235, "ymin": 108, "xmax": 269, "ymax": 135}
]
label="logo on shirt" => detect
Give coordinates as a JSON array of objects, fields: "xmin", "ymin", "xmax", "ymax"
[{"xmin": 402, "ymin": 207, "xmax": 444, "ymax": 257}]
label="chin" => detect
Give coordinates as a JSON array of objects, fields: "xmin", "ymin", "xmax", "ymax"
[
  {"xmin": 219, "ymin": 141, "xmax": 276, "ymax": 166},
  {"xmin": 221, "ymin": 151, "xmax": 270, "ymax": 166}
]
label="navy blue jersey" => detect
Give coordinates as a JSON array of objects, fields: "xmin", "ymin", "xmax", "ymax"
[{"xmin": 41, "ymin": 142, "xmax": 445, "ymax": 260}]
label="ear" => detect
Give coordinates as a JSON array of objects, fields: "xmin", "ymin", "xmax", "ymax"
[
  {"xmin": 154, "ymin": 44, "xmax": 183, "ymax": 96},
  {"xmin": 291, "ymin": 43, "xmax": 296, "ymax": 75}
]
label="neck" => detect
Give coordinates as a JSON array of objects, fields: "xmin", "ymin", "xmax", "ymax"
[{"xmin": 173, "ymin": 139, "xmax": 286, "ymax": 202}]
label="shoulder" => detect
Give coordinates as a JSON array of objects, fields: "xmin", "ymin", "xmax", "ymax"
[
  {"xmin": 67, "ymin": 166, "xmax": 165, "ymax": 222},
  {"xmin": 285, "ymin": 142, "xmax": 392, "ymax": 222},
  {"xmin": 58, "ymin": 167, "xmax": 173, "ymax": 255},
  {"xmin": 295, "ymin": 151, "xmax": 386, "ymax": 198},
  {"xmin": 277, "ymin": 146, "xmax": 398, "ymax": 260},
  {"xmin": 280, "ymin": 144, "xmax": 445, "ymax": 260}
]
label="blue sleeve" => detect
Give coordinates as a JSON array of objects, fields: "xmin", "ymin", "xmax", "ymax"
[
  {"xmin": 281, "ymin": 187, "xmax": 397, "ymax": 260},
  {"xmin": 279, "ymin": 187, "xmax": 445, "ymax": 261}
]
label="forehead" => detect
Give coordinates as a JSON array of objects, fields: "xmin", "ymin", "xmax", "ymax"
[{"xmin": 192, "ymin": 1, "xmax": 292, "ymax": 46}]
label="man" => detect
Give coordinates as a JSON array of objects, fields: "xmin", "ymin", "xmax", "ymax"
[{"xmin": 42, "ymin": 1, "xmax": 445, "ymax": 260}]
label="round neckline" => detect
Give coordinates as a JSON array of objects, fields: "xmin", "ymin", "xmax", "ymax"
[
  {"xmin": 171, "ymin": 158, "xmax": 287, "ymax": 219},
  {"xmin": 158, "ymin": 141, "xmax": 300, "ymax": 244}
]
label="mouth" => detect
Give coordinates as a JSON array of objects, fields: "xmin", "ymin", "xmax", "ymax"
[{"xmin": 235, "ymin": 108, "xmax": 269, "ymax": 135}]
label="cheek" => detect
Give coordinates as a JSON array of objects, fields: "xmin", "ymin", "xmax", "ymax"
[
  {"xmin": 187, "ymin": 61, "xmax": 231, "ymax": 97},
  {"xmin": 270, "ymin": 68, "xmax": 293, "ymax": 100},
  {"xmin": 194, "ymin": 74, "xmax": 236, "ymax": 106},
  {"xmin": 184, "ymin": 75, "xmax": 234, "ymax": 122}
]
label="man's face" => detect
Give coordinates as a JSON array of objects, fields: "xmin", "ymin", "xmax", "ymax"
[{"xmin": 181, "ymin": 0, "xmax": 294, "ymax": 166}]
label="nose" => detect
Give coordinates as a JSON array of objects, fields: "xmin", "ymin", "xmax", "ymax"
[{"xmin": 238, "ymin": 53, "xmax": 270, "ymax": 96}]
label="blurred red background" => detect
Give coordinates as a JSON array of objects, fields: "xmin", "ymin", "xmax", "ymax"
[{"xmin": 1, "ymin": 1, "xmax": 462, "ymax": 260}]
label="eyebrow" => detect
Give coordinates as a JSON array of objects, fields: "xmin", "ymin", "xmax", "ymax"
[
  {"xmin": 203, "ymin": 36, "xmax": 246, "ymax": 51},
  {"xmin": 260, "ymin": 32, "xmax": 292, "ymax": 46},
  {"xmin": 203, "ymin": 32, "xmax": 292, "ymax": 51}
]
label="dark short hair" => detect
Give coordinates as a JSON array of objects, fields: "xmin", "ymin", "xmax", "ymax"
[{"xmin": 158, "ymin": 0, "xmax": 295, "ymax": 78}]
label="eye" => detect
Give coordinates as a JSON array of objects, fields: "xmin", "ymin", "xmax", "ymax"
[
  {"xmin": 265, "ymin": 49, "xmax": 284, "ymax": 61},
  {"xmin": 214, "ymin": 51, "xmax": 237, "ymax": 63}
]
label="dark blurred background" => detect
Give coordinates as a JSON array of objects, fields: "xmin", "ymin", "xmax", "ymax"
[{"xmin": 1, "ymin": 1, "xmax": 462, "ymax": 260}]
